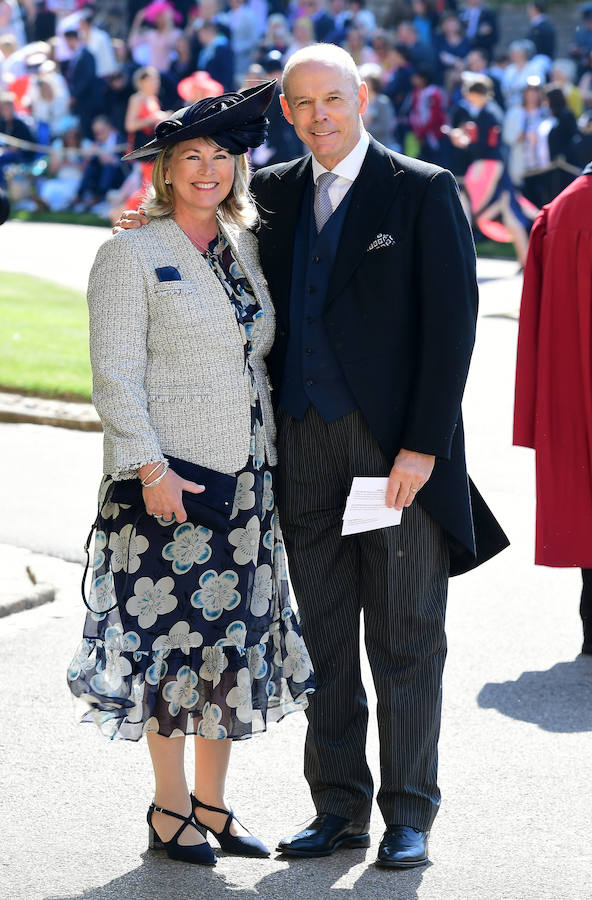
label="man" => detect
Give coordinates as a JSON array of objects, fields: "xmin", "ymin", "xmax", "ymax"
[
  {"xmin": 63, "ymin": 28, "xmax": 101, "ymax": 138},
  {"xmin": 74, "ymin": 116, "xmax": 126, "ymax": 211},
  {"xmin": 0, "ymin": 91, "xmax": 35, "ymax": 186},
  {"xmin": 250, "ymin": 45, "xmax": 507, "ymax": 867},
  {"xmin": 513, "ymin": 160, "xmax": 592, "ymax": 657},
  {"xmin": 459, "ymin": 0, "xmax": 499, "ymax": 60},
  {"xmin": 526, "ymin": 1, "xmax": 556, "ymax": 61},
  {"xmin": 117, "ymin": 44, "xmax": 508, "ymax": 868},
  {"xmin": 196, "ymin": 21, "xmax": 235, "ymax": 92}
]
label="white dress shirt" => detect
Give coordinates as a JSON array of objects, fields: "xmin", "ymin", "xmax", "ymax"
[{"xmin": 311, "ymin": 130, "xmax": 370, "ymax": 214}]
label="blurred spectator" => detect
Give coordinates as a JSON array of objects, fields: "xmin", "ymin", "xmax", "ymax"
[
  {"xmin": 459, "ymin": 0, "xmax": 498, "ymax": 60},
  {"xmin": 396, "ymin": 20, "xmax": 435, "ymax": 69},
  {"xmin": 501, "ymin": 40, "xmax": 547, "ymax": 110},
  {"xmin": 29, "ymin": 71, "xmax": 70, "ymax": 139},
  {"xmin": 283, "ymin": 16, "xmax": 314, "ymax": 61},
  {"xmin": 125, "ymin": 65, "xmax": 168, "ymax": 153},
  {"xmin": 359, "ymin": 62, "xmax": 396, "ymax": 149},
  {"xmin": 196, "ymin": 20, "xmax": 235, "ymax": 90},
  {"xmin": 450, "ymin": 74, "xmax": 530, "ymax": 265},
  {"xmin": 543, "ymin": 83, "xmax": 578, "ymax": 197},
  {"xmin": 129, "ymin": 1, "xmax": 182, "ymax": 72},
  {"xmin": 384, "ymin": 42, "xmax": 414, "ymax": 120},
  {"xmin": 73, "ymin": 115, "xmax": 125, "ymax": 211},
  {"xmin": 325, "ymin": 0, "xmax": 349, "ymax": 44},
  {"xmin": 256, "ymin": 13, "xmax": 294, "ymax": 63},
  {"xmin": 502, "ymin": 80, "xmax": 548, "ymax": 193},
  {"xmin": 370, "ymin": 30, "xmax": 395, "ymax": 84},
  {"xmin": 0, "ymin": 89, "xmax": 34, "ymax": 184},
  {"xmin": 409, "ymin": 65, "xmax": 447, "ymax": 164},
  {"xmin": 77, "ymin": 6, "xmax": 118, "ymax": 78},
  {"xmin": 343, "ymin": 26, "xmax": 375, "ymax": 66},
  {"xmin": 301, "ymin": 0, "xmax": 334, "ymax": 42},
  {"xmin": 177, "ymin": 69, "xmax": 223, "ymax": 102},
  {"xmin": 250, "ymin": 50, "xmax": 302, "ymax": 167},
  {"xmin": 227, "ymin": 0, "xmax": 260, "ymax": 81},
  {"xmin": 525, "ymin": 1, "xmax": 555, "ymax": 61},
  {"xmin": 0, "ymin": 0, "xmax": 26, "ymax": 47},
  {"xmin": 411, "ymin": 0, "xmax": 438, "ymax": 47},
  {"xmin": 348, "ymin": 0, "xmax": 376, "ymax": 38},
  {"xmin": 36, "ymin": 116, "xmax": 86, "ymax": 210},
  {"xmin": 551, "ymin": 59, "xmax": 583, "ymax": 119},
  {"xmin": 578, "ymin": 49, "xmax": 592, "ymax": 108},
  {"xmin": 569, "ymin": 3, "xmax": 592, "ymax": 75},
  {"xmin": 63, "ymin": 27, "xmax": 100, "ymax": 138},
  {"xmin": 570, "ymin": 109, "xmax": 592, "ymax": 167},
  {"xmin": 103, "ymin": 68, "xmax": 133, "ymax": 136},
  {"xmin": 435, "ymin": 12, "xmax": 471, "ymax": 91}
]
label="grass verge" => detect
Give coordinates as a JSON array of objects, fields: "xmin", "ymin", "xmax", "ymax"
[{"xmin": 0, "ymin": 272, "xmax": 92, "ymax": 400}]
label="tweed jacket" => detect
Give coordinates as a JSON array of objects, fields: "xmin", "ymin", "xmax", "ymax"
[{"xmin": 88, "ymin": 215, "xmax": 276, "ymax": 479}]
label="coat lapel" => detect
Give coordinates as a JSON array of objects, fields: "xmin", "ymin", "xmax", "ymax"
[
  {"xmin": 258, "ymin": 155, "xmax": 312, "ymax": 326},
  {"xmin": 325, "ymin": 139, "xmax": 404, "ymax": 306}
]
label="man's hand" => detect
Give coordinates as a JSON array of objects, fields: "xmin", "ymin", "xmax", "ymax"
[
  {"xmin": 386, "ymin": 449, "xmax": 435, "ymax": 511},
  {"xmin": 113, "ymin": 208, "xmax": 149, "ymax": 233}
]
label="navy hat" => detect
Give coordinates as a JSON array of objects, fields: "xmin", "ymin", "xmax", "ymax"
[{"xmin": 123, "ymin": 79, "xmax": 276, "ymax": 161}]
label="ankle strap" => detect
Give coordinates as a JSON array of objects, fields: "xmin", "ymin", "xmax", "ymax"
[
  {"xmin": 191, "ymin": 794, "xmax": 232, "ymax": 817},
  {"xmin": 150, "ymin": 802, "xmax": 192, "ymax": 823}
]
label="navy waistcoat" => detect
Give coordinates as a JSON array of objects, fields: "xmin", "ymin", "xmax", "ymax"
[{"xmin": 279, "ymin": 176, "xmax": 358, "ymax": 422}]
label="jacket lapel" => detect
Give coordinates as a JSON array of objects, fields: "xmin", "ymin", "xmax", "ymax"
[
  {"xmin": 325, "ymin": 139, "xmax": 404, "ymax": 306},
  {"xmin": 258, "ymin": 155, "xmax": 311, "ymax": 326}
]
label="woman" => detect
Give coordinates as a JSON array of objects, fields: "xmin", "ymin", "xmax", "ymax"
[
  {"xmin": 67, "ymin": 80, "xmax": 314, "ymax": 866},
  {"xmin": 125, "ymin": 65, "xmax": 169, "ymax": 153}
]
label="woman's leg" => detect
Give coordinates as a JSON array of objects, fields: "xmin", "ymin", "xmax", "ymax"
[
  {"xmin": 146, "ymin": 732, "xmax": 206, "ymax": 845},
  {"xmin": 193, "ymin": 736, "xmax": 248, "ymax": 835}
]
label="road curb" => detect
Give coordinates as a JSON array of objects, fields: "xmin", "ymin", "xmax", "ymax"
[
  {"xmin": 0, "ymin": 583, "xmax": 56, "ymax": 617},
  {"xmin": 0, "ymin": 391, "xmax": 101, "ymax": 432}
]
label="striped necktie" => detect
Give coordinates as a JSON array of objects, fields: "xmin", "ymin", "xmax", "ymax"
[{"xmin": 314, "ymin": 171, "xmax": 338, "ymax": 233}]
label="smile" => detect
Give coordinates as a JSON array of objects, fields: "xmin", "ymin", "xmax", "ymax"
[{"xmin": 192, "ymin": 182, "xmax": 218, "ymax": 190}]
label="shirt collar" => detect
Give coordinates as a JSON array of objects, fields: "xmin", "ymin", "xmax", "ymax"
[{"xmin": 311, "ymin": 130, "xmax": 370, "ymax": 184}]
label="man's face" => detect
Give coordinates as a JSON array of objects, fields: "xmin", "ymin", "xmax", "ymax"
[
  {"xmin": 280, "ymin": 60, "xmax": 368, "ymax": 170},
  {"xmin": 0, "ymin": 100, "xmax": 14, "ymax": 120}
]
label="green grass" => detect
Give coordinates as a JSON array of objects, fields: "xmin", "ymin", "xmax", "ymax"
[
  {"xmin": 0, "ymin": 272, "xmax": 92, "ymax": 400},
  {"xmin": 12, "ymin": 209, "xmax": 109, "ymax": 228}
]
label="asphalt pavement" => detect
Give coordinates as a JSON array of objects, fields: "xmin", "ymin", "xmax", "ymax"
[{"xmin": 0, "ymin": 222, "xmax": 590, "ymax": 900}]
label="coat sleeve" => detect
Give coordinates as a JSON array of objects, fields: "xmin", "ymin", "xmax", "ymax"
[
  {"xmin": 400, "ymin": 169, "xmax": 478, "ymax": 459},
  {"xmin": 88, "ymin": 234, "xmax": 165, "ymax": 479},
  {"xmin": 513, "ymin": 208, "xmax": 547, "ymax": 449}
]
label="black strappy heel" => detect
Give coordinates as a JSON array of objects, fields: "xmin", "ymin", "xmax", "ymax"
[
  {"xmin": 191, "ymin": 794, "xmax": 270, "ymax": 858},
  {"xmin": 147, "ymin": 802, "xmax": 217, "ymax": 865}
]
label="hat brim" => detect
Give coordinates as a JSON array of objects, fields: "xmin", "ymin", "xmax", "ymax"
[{"xmin": 123, "ymin": 79, "xmax": 277, "ymax": 161}]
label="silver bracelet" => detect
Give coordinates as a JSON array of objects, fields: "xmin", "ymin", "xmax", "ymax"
[
  {"xmin": 140, "ymin": 461, "xmax": 163, "ymax": 485},
  {"xmin": 141, "ymin": 459, "xmax": 169, "ymax": 487}
]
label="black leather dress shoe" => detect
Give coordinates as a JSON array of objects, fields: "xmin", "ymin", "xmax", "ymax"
[
  {"xmin": 276, "ymin": 813, "xmax": 371, "ymax": 857},
  {"xmin": 376, "ymin": 825, "xmax": 429, "ymax": 868}
]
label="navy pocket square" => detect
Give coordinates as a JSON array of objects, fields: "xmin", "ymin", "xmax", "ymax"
[{"xmin": 155, "ymin": 266, "xmax": 182, "ymax": 282}]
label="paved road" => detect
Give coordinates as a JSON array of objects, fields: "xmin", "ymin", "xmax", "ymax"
[{"xmin": 1, "ymin": 228, "xmax": 590, "ymax": 899}]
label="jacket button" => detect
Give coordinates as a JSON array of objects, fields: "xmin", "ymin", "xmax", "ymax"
[
  {"xmin": 306, "ymin": 379, "xmax": 314, "ymax": 387},
  {"xmin": 305, "ymin": 348, "xmax": 312, "ymax": 355},
  {"xmin": 312, "ymin": 255, "xmax": 321, "ymax": 263}
]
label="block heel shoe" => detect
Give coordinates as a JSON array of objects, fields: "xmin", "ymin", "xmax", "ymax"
[
  {"xmin": 147, "ymin": 802, "xmax": 217, "ymax": 865},
  {"xmin": 191, "ymin": 794, "xmax": 270, "ymax": 858}
]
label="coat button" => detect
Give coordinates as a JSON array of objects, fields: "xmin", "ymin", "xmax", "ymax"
[
  {"xmin": 305, "ymin": 348, "xmax": 312, "ymax": 355},
  {"xmin": 306, "ymin": 379, "xmax": 314, "ymax": 387},
  {"xmin": 312, "ymin": 255, "xmax": 321, "ymax": 263}
]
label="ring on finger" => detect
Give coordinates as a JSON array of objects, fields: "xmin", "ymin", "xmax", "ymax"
[{"xmin": 410, "ymin": 486, "xmax": 418, "ymax": 493}]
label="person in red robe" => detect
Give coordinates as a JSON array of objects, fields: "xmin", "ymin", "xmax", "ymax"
[{"xmin": 513, "ymin": 160, "xmax": 592, "ymax": 655}]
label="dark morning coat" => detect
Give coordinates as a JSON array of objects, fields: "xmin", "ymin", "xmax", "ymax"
[{"xmin": 250, "ymin": 138, "xmax": 508, "ymax": 576}]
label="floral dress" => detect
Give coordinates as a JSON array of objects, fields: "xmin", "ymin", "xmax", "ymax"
[{"xmin": 67, "ymin": 234, "xmax": 315, "ymax": 741}]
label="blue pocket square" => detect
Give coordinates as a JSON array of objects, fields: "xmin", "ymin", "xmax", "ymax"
[{"xmin": 155, "ymin": 266, "xmax": 182, "ymax": 282}]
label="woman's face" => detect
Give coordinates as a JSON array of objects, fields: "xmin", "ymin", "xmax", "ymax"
[{"xmin": 165, "ymin": 138, "xmax": 236, "ymax": 219}]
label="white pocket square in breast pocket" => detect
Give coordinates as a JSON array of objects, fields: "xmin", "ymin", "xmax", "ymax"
[{"xmin": 367, "ymin": 233, "xmax": 396, "ymax": 252}]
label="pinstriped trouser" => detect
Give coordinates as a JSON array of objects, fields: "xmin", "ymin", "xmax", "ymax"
[{"xmin": 276, "ymin": 406, "xmax": 449, "ymax": 830}]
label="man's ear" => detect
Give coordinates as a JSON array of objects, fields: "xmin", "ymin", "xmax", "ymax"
[
  {"xmin": 358, "ymin": 81, "xmax": 369, "ymax": 116},
  {"xmin": 280, "ymin": 93, "xmax": 294, "ymax": 125}
]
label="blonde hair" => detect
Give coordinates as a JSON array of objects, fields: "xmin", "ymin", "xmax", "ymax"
[{"xmin": 142, "ymin": 139, "xmax": 258, "ymax": 229}]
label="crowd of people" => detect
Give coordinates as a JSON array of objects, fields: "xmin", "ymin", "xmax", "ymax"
[{"xmin": 1, "ymin": 0, "xmax": 592, "ymax": 225}]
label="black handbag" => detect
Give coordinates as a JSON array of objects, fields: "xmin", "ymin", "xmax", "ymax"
[{"xmin": 109, "ymin": 454, "xmax": 236, "ymax": 534}]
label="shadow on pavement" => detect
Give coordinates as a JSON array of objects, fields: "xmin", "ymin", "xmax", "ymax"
[
  {"xmin": 48, "ymin": 849, "xmax": 427, "ymax": 899},
  {"xmin": 477, "ymin": 655, "xmax": 592, "ymax": 733}
]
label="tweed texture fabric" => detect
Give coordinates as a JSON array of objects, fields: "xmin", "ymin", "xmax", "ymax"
[{"xmin": 88, "ymin": 215, "xmax": 276, "ymax": 479}]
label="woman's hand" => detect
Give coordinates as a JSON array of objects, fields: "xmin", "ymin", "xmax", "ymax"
[
  {"xmin": 113, "ymin": 208, "xmax": 149, "ymax": 233},
  {"xmin": 139, "ymin": 465, "xmax": 205, "ymax": 523}
]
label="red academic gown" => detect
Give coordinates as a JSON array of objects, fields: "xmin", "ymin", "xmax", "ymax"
[{"xmin": 513, "ymin": 167, "xmax": 592, "ymax": 566}]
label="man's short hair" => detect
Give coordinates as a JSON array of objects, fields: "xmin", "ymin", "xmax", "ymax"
[{"xmin": 282, "ymin": 43, "xmax": 362, "ymax": 96}]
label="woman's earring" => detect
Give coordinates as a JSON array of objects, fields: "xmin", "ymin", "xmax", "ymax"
[{"xmin": 165, "ymin": 179, "xmax": 171, "ymax": 185}]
